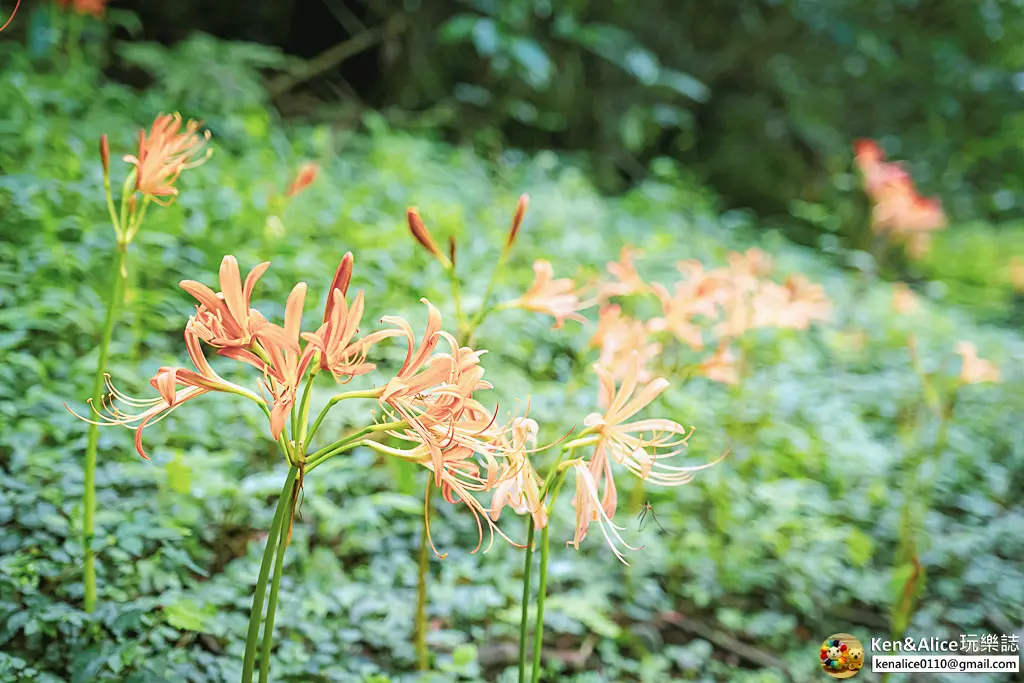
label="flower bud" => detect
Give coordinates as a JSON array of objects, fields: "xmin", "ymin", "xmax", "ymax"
[
  {"xmin": 324, "ymin": 252, "xmax": 354, "ymax": 323},
  {"xmin": 407, "ymin": 208, "xmax": 447, "ymax": 265},
  {"xmin": 286, "ymin": 162, "xmax": 319, "ymax": 197},
  {"xmin": 448, "ymin": 236, "xmax": 457, "ymax": 270},
  {"xmin": 507, "ymin": 193, "xmax": 529, "ymax": 249},
  {"xmin": 99, "ymin": 134, "xmax": 110, "ymax": 177}
]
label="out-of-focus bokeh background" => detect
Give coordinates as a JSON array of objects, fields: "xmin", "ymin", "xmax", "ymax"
[{"xmin": 1, "ymin": 1, "xmax": 1022, "ymax": 682}]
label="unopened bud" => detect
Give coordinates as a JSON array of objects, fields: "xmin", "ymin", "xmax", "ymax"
[
  {"xmin": 286, "ymin": 162, "xmax": 319, "ymax": 197},
  {"xmin": 407, "ymin": 208, "xmax": 447, "ymax": 265},
  {"xmin": 324, "ymin": 252, "xmax": 354, "ymax": 323},
  {"xmin": 507, "ymin": 193, "xmax": 529, "ymax": 249},
  {"xmin": 99, "ymin": 134, "xmax": 110, "ymax": 176},
  {"xmin": 448, "ymin": 236, "xmax": 457, "ymax": 269}
]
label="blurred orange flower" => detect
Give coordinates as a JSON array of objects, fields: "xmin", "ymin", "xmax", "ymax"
[
  {"xmin": 56, "ymin": 0, "xmax": 106, "ymax": 17},
  {"xmin": 123, "ymin": 113, "xmax": 211, "ymax": 204},
  {"xmin": 509, "ymin": 260, "xmax": 589, "ymax": 327},
  {"xmin": 285, "ymin": 162, "xmax": 319, "ymax": 197},
  {"xmin": 955, "ymin": 341, "xmax": 1000, "ymax": 385},
  {"xmin": 599, "ymin": 246, "xmax": 650, "ymax": 299},
  {"xmin": 590, "ymin": 304, "xmax": 661, "ymax": 385},
  {"xmin": 697, "ymin": 343, "xmax": 739, "ymax": 385},
  {"xmin": 892, "ymin": 283, "xmax": 920, "ymax": 314}
]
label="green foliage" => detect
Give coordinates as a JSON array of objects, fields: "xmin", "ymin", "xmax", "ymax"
[{"xmin": 1, "ymin": 35, "xmax": 1023, "ymax": 683}]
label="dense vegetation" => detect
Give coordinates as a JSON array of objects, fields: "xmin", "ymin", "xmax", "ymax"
[{"xmin": 1, "ymin": 5, "xmax": 1023, "ymax": 683}]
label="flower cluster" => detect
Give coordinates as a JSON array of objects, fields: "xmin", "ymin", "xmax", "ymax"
[
  {"xmin": 854, "ymin": 139, "xmax": 946, "ymax": 259},
  {"xmin": 585, "ymin": 246, "xmax": 831, "ymax": 385},
  {"xmin": 72, "ymin": 250, "xmax": 552, "ymax": 557}
]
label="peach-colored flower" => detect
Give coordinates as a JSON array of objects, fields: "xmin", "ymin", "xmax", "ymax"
[
  {"xmin": 56, "ymin": 0, "xmax": 106, "ymax": 17},
  {"xmin": 302, "ymin": 255, "xmax": 401, "ymax": 382},
  {"xmin": 648, "ymin": 262, "xmax": 729, "ymax": 349},
  {"xmin": 727, "ymin": 248, "xmax": 773, "ymax": 285},
  {"xmin": 222, "ymin": 284, "xmax": 317, "ymax": 440},
  {"xmin": 752, "ymin": 275, "xmax": 831, "ymax": 331},
  {"xmin": 599, "ymin": 246, "xmax": 650, "ymax": 299},
  {"xmin": 1011, "ymin": 257, "xmax": 1024, "ymax": 293},
  {"xmin": 955, "ymin": 341, "xmax": 1000, "ymax": 385},
  {"xmin": 122, "ymin": 113, "xmax": 211, "ymax": 204},
  {"xmin": 508, "ymin": 260, "xmax": 588, "ymax": 328},
  {"xmin": 285, "ymin": 162, "xmax": 319, "ymax": 197},
  {"xmin": 892, "ymin": 283, "xmax": 920, "ymax": 314},
  {"xmin": 68, "ymin": 327, "xmax": 260, "ymax": 459},
  {"xmin": 590, "ymin": 305, "xmax": 661, "ymax": 385},
  {"xmin": 380, "ymin": 300, "xmax": 490, "ymax": 484},
  {"xmin": 180, "ymin": 255, "xmax": 271, "ymax": 349},
  {"xmin": 569, "ymin": 354, "xmax": 717, "ymax": 562},
  {"xmin": 697, "ymin": 344, "xmax": 739, "ymax": 385},
  {"xmin": 854, "ymin": 139, "xmax": 910, "ymax": 199},
  {"xmin": 489, "ymin": 418, "xmax": 548, "ymax": 529}
]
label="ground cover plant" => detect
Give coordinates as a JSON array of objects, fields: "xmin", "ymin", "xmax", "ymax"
[{"xmin": 1, "ymin": 18, "xmax": 1023, "ymax": 683}]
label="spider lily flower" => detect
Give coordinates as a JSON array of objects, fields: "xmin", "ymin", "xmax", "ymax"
[
  {"xmin": 224, "ymin": 283, "xmax": 315, "ymax": 440},
  {"xmin": 285, "ymin": 162, "xmax": 319, "ymax": 197},
  {"xmin": 489, "ymin": 418, "xmax": 549, "ymax": 529},
  {"xmin": 567, "ymin": 461, "xmax": 641, "ymax": 565},
  {"xmin": 67, "ymin": 327, "xmax": 262, "ymax": 459},
  {"xmin": 123, "ymin": 113, "xmax": 211, "ymax": 204},
  {"xmin": 379, "ymin": 300, "xmax": 491, "ymax": 484},
  {"xmin": 583, "ymin": 355, "xmax": 712, "ymax": 487},
  {"xmin": 648, "ymin": 261, "xmax": 729, "ymax": 350},
  {"xmin": 303, "ymin": 289, "xmax": 401, "ymax": 382},
  {"xmin": 380, "ymin": 415, "xmax": 528, "ymax": 557},
  {"xmin": 590, "ymin": 305, "xmax": 661, "ymax": 385},
  {"xmin": 180, "ymin": 255, "xmax": 271, "ymax": 349},
  {"xmin": 727, "ymin": 248, "xmax": 773, "ymax": 281},
  {"xmin": 854, "ymin": 139, "xmax": 910, "ymax": 199},
  {"xmin": 955, "ymin": 341, "xmax": 1000, "ymax": 385},
  {"xmin": 302, "ymin": 253, "xmax": 401, "ymax": 381},
  {"xmin": 599, "ymin": 246, "xmax": 650, "ymax": 299},
  {"xmin": 697, "ymin": 343, "xmax": 739, "ymax": 386},
  {"xmin": 508, "ymin": 260, "xmax": 589, "ymax": 328},
  {"xmin": 751, "ymin": 275, "xmax": 831, "ymax": 331}
]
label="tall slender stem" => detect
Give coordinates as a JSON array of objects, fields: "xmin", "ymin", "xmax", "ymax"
[
  {"xmin": 258, "ymin": 469, "xmax": 299, "ymax": 683},
  {"xmin": 530, "ymin": 523, "xmax": 550, "ymax": 681},
  {"xmin": 414, "ymin": 484, "xmax": 433, "ymax": 670},
  {"xmin": 517, "ymin": 519, "xmax": 536, "ymax": 683},
  {"xmin": 82, "ymin": 242, "xmax": 127, "ymax": 613},
  {"xmin": 242, "ymin": 466, "xmax": 299, "ymax": 683}
]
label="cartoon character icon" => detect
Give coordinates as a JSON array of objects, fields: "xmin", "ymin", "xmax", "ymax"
[
  {"xmin": 847, "ymin": 645, "xmax": 865, "ymax": 671},
  {"xmin": 820, "ymin": 638, "xmax": 849, "ymax": 671}
]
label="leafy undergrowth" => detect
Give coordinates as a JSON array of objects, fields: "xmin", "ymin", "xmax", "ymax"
[{"xmin": 1, "ymin": 46, "xmax": 1023, "ymax": 683}]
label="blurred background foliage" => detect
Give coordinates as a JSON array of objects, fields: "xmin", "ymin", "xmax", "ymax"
[{"xmin": 1, "ymin": 1, "xmax": 1023, "ymax": 682}]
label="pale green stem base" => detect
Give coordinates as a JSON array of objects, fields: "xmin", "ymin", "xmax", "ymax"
[
  {"xmin": 82, "ymin": 242, "xmax": 127, "ymax": 613},
  {"xmin": 242, "ymin": 466, "xmax": 298, "ymax": 683},
  {"xmin": 414, "ymin": 485, "xmax": 433, "ymax": 670},
  {"xmin": 517, "ymin": 520, "xmax": 536, "ymax": 683}
]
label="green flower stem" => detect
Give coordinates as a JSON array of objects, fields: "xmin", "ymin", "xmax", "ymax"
[
  {"xmin": 242, "ymin": 466, "xmax": 298, "ymax": 683},
  {"xmin": 305, "ymin": 389, "xmax": 383, "ymax": 446},
  {"xmin": 517, "ymin": 519, "xmax": 536, "ymax": 683},
  {"xmin": 414, "ymin": 484, "xmax": 433, "ymax": 670},
  {"xmin": 531, "ymin": 467, "xmax": 571, "ymax": 682},
  {"xmin": 530, "ymin": 523, "xmax": 551, "ymax": 681},
  {"xmin": 446, "ymin": 266, "xmax": 467, "ymax": 333},
  {"xmin": 305, "ymin": 420, "xmax": 407, "ymax": 473},
  {"xmin": 82, "ymin": 241, "xmax": 128, "ymax": 613},
  {"xmin": 463, "ymin": 249, "xmax": 509, "ymax": 344},
  {"xmin": 295, "ymin": 368, "xmax": 318, "ymax": 448},
  {"xmin": 258, "ymin": 470, "xmax": 299, "ymax": 683}
]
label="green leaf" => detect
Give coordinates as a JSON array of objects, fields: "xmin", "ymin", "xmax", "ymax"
[
  {"xmin": 510, "ymin": 38, "xmax": 552, "ymax": 89},
  {"xmin": 847, "ymin": 528, "xmax": 874, "ymax": 567},
  {"xmin": 438, "ymin": 14, "xmax": 479, "ymax": 44},
  {"xmin": 163, "ymin": 599, "xmax": 215, "ymax": 632},
  {"xmin": 451, "ymin": 644, "xmax": 477, "ymax": 667},
  {"xmin": 165, "ymin": 453, "xmax": 191, "ymax": 495}
]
